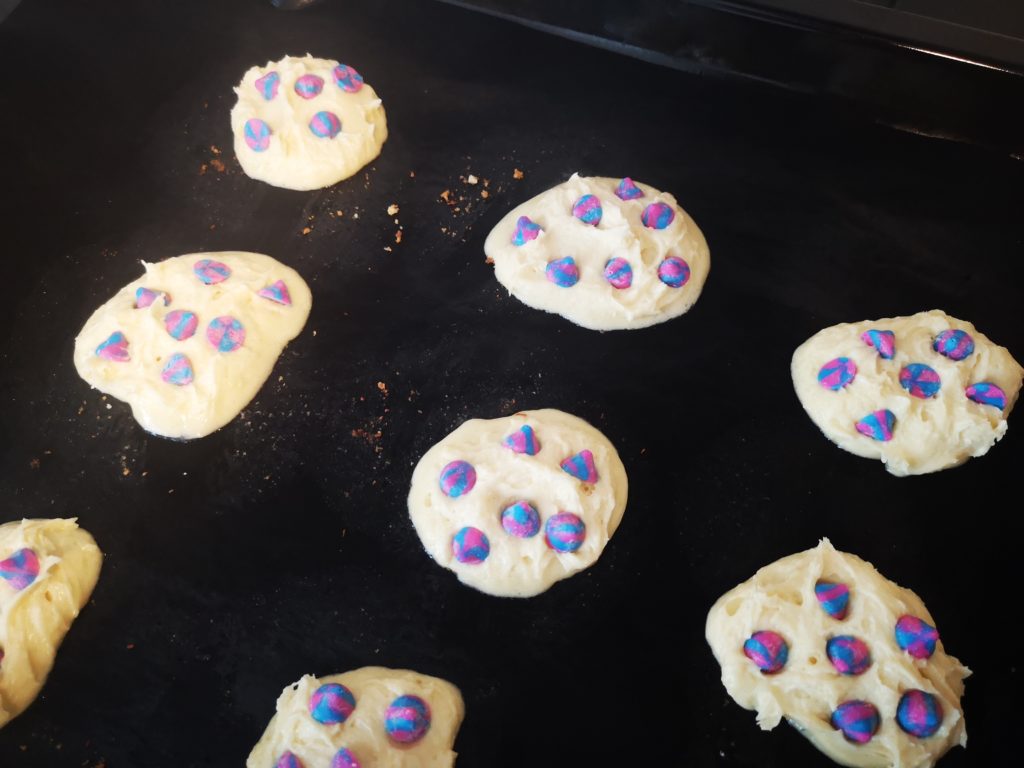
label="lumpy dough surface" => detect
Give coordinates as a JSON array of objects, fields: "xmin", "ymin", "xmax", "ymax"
[
  {"xmin": 706, "ymin": 539, "xmax": 969, "ymax": 768},
  {"xmin": 73, "ymin": 251, "xmax": 312, "ymax": 439},
  {"xmin": 484, "ymin": 174, "xmax": 710, "ymax": 330},
  {"xmin": 231, "ymin": 54, "xmax": 387, "ymax": 190},
  {"xmin": 791, "ymin": 309, "xmax": 1023, "ymax": 475},
  {"xmin": 247, "ymin": 667, "xmax": 464, "ymax": 768},
  {"xmin": 407, "ymin": 409, "xmax": 628, "ymax": 597},
  {"xmin": 0, "ymin": 519, "xmax": 102, "ymax": 728}
]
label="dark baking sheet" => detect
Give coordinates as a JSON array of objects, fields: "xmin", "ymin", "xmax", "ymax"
[{"xmin": 0, "ymin": 0, "xmax": 1021, "ymax": 765}]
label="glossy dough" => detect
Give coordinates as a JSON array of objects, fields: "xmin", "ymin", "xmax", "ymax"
[
  {"xmin": 484, "ymin": 174, "xmax": 710, "ymax": 330},
  {"xmin": 706, "ymin": 540, "xmax": 969, "ymax": 768},
  {"xmin": 792, "ymin": 310, "xmax": 1023, "ymax": 475},
  {"xmin": 408, "ymin": 409, "xmax": 628, "ymax": 597},
  {"xmin": 73, "ymin": 251, "xmax": 312, "ymax": 439},
  {"xmin": 247, "ymin": 667, "xmax": 464, "ymax": 768},
  {"xmin": 0, "ymin": 519, "xmax": 102, "ymax": 728},
  {"xmin": 231, "ymin": 54, "xmax": 387, "ymax": 190}
]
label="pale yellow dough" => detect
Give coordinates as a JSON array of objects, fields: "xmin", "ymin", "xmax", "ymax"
[
  {"xmin": 231, "ymin": 54, "xmax": 388, "ymax": 190},
  {"xmin": 247, "ymin": 667, "xmax": 464, "ymax": 768},
  {"xmin": 407, "ymin": 409, "xmax": 628, "ymax": 597},
  {"xmin": 0, "ymin": 519, "xmax": 102, "ymax": 728},
  {"xmin": 484, "ymin": 174, "xmax": 710, "ymax": 330},
  {"xmin": 792, "ymin": 310, "xmax": 1023, "ymax": 475},
  {"xmin": 706, "ymin": 539, "xmax": 969, "ymax": 768},
  {"xmin": 73, "ymin": 251, "xmax": 312, "ymax": 439}
]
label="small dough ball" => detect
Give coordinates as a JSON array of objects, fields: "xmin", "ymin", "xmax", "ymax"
[
  {"xmin": 73, "ymin": 252, "xmax": 312, "ymax": 439},
  {"xmin": 1, "ymin": 518, "xmax": 102, "ymax": 728},
  {"xmin": 706, "ymin": 539, "xmax": 969, "ymax": 768},
  {"xmin": 792, "ymin": 309, "xmax": 1023, "ymax": 475},
  {"xmin": 407, "ymin": 409, "xmax": 628, "ymax": 597},
  {"xmin": 246, "ymin": 667, "xmax": 464, "ymax": 768},
  {"xmin": 484, "ymin": 174, "xmax": 710, "ymax": 330},
  {"xmin": 231, "ymin": 54, "xmax": 387, "ymax": 190}
]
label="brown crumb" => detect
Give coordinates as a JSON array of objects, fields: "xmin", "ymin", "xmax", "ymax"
[
  {"xmin": 122, "ymin": 468, "xmax": 130, "ymax": 477},
  {"xmin": 199, "ymin": 163, "xmax": 208, "ymax": 175},
  {"xmin": 513, "ymin": 168, "xmax": 524, "ymax": 180},
  {"xmin": 480, "ymin": 189, "xmax": 489, "ymax": 199},
  {"xmin": 387, "ymin": 204, "xmax": 400, "ymax": 216},
  {"xmin": 466, "ymin": 174, "xmax": 479, "ymax": 185},
  {"xmin": 210, "ymin": 158, "xmax": 226, "ymax": 173},
  {"xmin": 210, "ymin": 145, "xmax": 221, "ymax": 155},
  {"xmin": 335, "ymin": 210, "xmax": 344, "ymax": 217},
  {"xmin": 29, "ymin": 458, "xmax": 40, "ymax": 469},
  {"xmin": 395, "ymin": 230, "xmax": 402, "ymax": 244},
  {"xmin": 440, "ymin": 189, "xmax": 451, "ymax": 202},
  {"xmin": 301, "ymin": 226, "xmax": 312, "ymax": 235},
  {"xmin": 485, "ymin": 256, "xmax": 495, "ymax": 265},
  {"xmin": 209, "ymin": 224, "xmax": 217, "ymax": 231},
  {"xmin": 409, "ymin": 170, "xmax": 416, "ymax": 178}
]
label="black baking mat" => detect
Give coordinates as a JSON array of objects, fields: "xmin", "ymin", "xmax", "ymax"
[{"xmin": 0, "ymin": 0, "xmax": 1021, "ymax": 765}]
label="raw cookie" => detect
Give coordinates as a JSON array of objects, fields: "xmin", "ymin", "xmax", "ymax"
[
  {"xmin": 792, "ymin": 309, "xmax": 1023, "ymax": 476},
  {"xmin": 247, "ymin": 667, "xmax": 464, "ymax": 768},
  {"xmin": 231, "ymin": 54, "xmax": 387, "ymax": 190},
  {"xmin": 706, "ymin": 539, "xmax": 969, "ymax": 768},
  {"xmin": 407, "ymin": 409, "xmax": 628, "ymax": 597},
  {"xmin": 483, "ymin": 173, "xmax": 710, "ymax": 330},
  {"xmin": 1, "ymin": 518, "xmax": 102, "ymax": 728},
  {"xmin": 74, "ymin": 251, "xmax": 312, "ymax": 439}
]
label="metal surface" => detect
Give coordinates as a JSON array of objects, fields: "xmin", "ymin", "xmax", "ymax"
[{"xmin": 0, "ymin": 0, "xmax": 1021, "ymax": 765}]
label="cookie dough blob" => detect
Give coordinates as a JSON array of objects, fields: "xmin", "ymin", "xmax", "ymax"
[
  {"xmin": 792, "ymin": 310, "xmax": 1023, "ymax": 476},
  {"xmin": 231, "ymin": 55, "xmax": 387, "ymax": 190},
  {"xmin": 483, "ymin": 174, "xmax": 710, "ymax": 330},
  {"xmin": 247, "ymin": 667, "xmax": 464, "ymax": 768},
  {"xmin": 408, "ymin": 409, "xmax": 628, "ymax": 597},
  {"xmin": 706, "ymin": 539, "xmax": 969, "ymax": 768},
  {"xmin": 73, "ymin": 252, "xmax": 312, "ymax": 439},
  {"xmin": 0, "ymin": 519, "xmax": 102, "ymax": 728}
]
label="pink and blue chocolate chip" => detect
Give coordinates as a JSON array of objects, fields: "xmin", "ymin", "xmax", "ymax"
[
  {"xmin": 161, "ymin": 353, "xmax": 194, "ymax": 386},
  {"xmin": 899, "ymin": 363, "xmax": 941, "ymax": 399},
  {"xmin": 641, "ymin": 202, "xmax": 674, "ymax": 229},
  {"xmin": 895, "ymin": 615, "xmax": 939, "ymax": 659},
  {"xmin": 503, "ymin": 425, "xmax": 540, "ymax": 455},
  {"xmin": 615, "ymin": 177, "xmax": 644, "ymax": 200},
  {"xmin": 135, "ymin": 287, "xmax": 170, "ymax": 308},
  {"xmin": 657, "ymin": 256, "xmax": 690, "ymax": 288},
  {"xmin": 818, "ymin": 357, "xmax": 857, "ymax": 391},
  {"xmin": 452, "ymin": 526, "xmax": 490, "ymax": 564},
  {"xmin": 826, "ymin": 635, "xmax": 872, "ymax": 676},
  {"xmin": 545, "ymin": 256, "xmax": 579, "ymax": 287},
  {"xmin": 333, "ymin": 64, "xmax": 364, "ymax": 93},
  {"xmin": 603, "ymin": 257, "xmax": 633, "ymax": 289},
  {"xmin": 194, "ymin": 259, "xmax": 231, "ymax": 285},
  {"xmin": 294, "ymin": 74, "xmax": 325, "ymax": 99},
  {"xmin": 742, "ymin": 630, "xmax": 788, "ymax": 674},
  {"xmin": 255, "ymin": 71, "xmax": 280, "ymax": 101},
  {"xmin": 275, "ymin": 751, "xmax": 304, "ymax": 768},
  {"xmin": 544, "ymin": 512, "xmax": 585, "ymax": 553},
  {"xmin": 933, "ymin": 329, "xmax": 974, "ymax": 361},
  {"xmin": 96, "ymin": 331, "xmax": 130, "ymax": 362},
  {"xmin": 897, "ymin": 690, "xmax": 943, "ymax": 738},
  {"xmin": 384, "ymin": 694, "xmax": 431, "ymax": 744},
  {"xmin": 501, "ymin": 501, "xmax": 541, "ymax": 538},
  {"xmin": 164, "ymin": 310, "xmax": 198, "ymax": 341},
  {"xmin": 861, "ymin": 329, "xmax": 896, "ymax": 359},
  {"xmin": 331, "ymin": 748, "xmax": 361, "ymax": 768},
  {"xmin": 560, "ymin": 449, "xmax": 598, "ymax": 483},
  {"xmin": 206, "ymin": 316, "xmax": 246, "ymax": 352},
  {"xmin": 511, "ymin": 215, "xmax": 542, "ymax": 246},
  {"xmin": 831, "ymin": 700, "xmax": 880, "ymax": 745},
  {"xmin": 440, "ymin": 460, "xmax": 476, "ymax": 498},
  {"xmin": 0, "ymin": 548, "xmax": 40, "ymax": 591},
  {"xmin": 814, "ymin": 579, "xmax": 850, "ymax": 620},
  {"xmin": 966, "ymin": 382, "xmax": 1006, "ymax": 410},
  {"xmin": 572, "ymin": 194, "xmax": 602, "ymax": 226},
  {"xmin": 309, "ymin": 682, "xmax": 356, "ymax": 725},
  {"xmin": 258, "ymin": 280, "xmax": 292, "ymax": 306},
  {"xmin": 244, "ymin": 118, "xmax": 272, "ymax": 152},
  {"xmin": 309, "ymin": 111, "xmax": 342, "ymax": 139},
  {"xmin": 855, "ymin": 409, "xmax": 895, "ymax": 441}
]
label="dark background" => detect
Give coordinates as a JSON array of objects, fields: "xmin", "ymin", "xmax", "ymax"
[{"xmin": 0, "ymin": 0, "xmax": 1021, "ymax": 765}]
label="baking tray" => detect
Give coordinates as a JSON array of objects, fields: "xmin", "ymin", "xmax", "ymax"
[{"xmin": 0, "ymin": 0, "xmax": 1021, "ymax": 765}]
